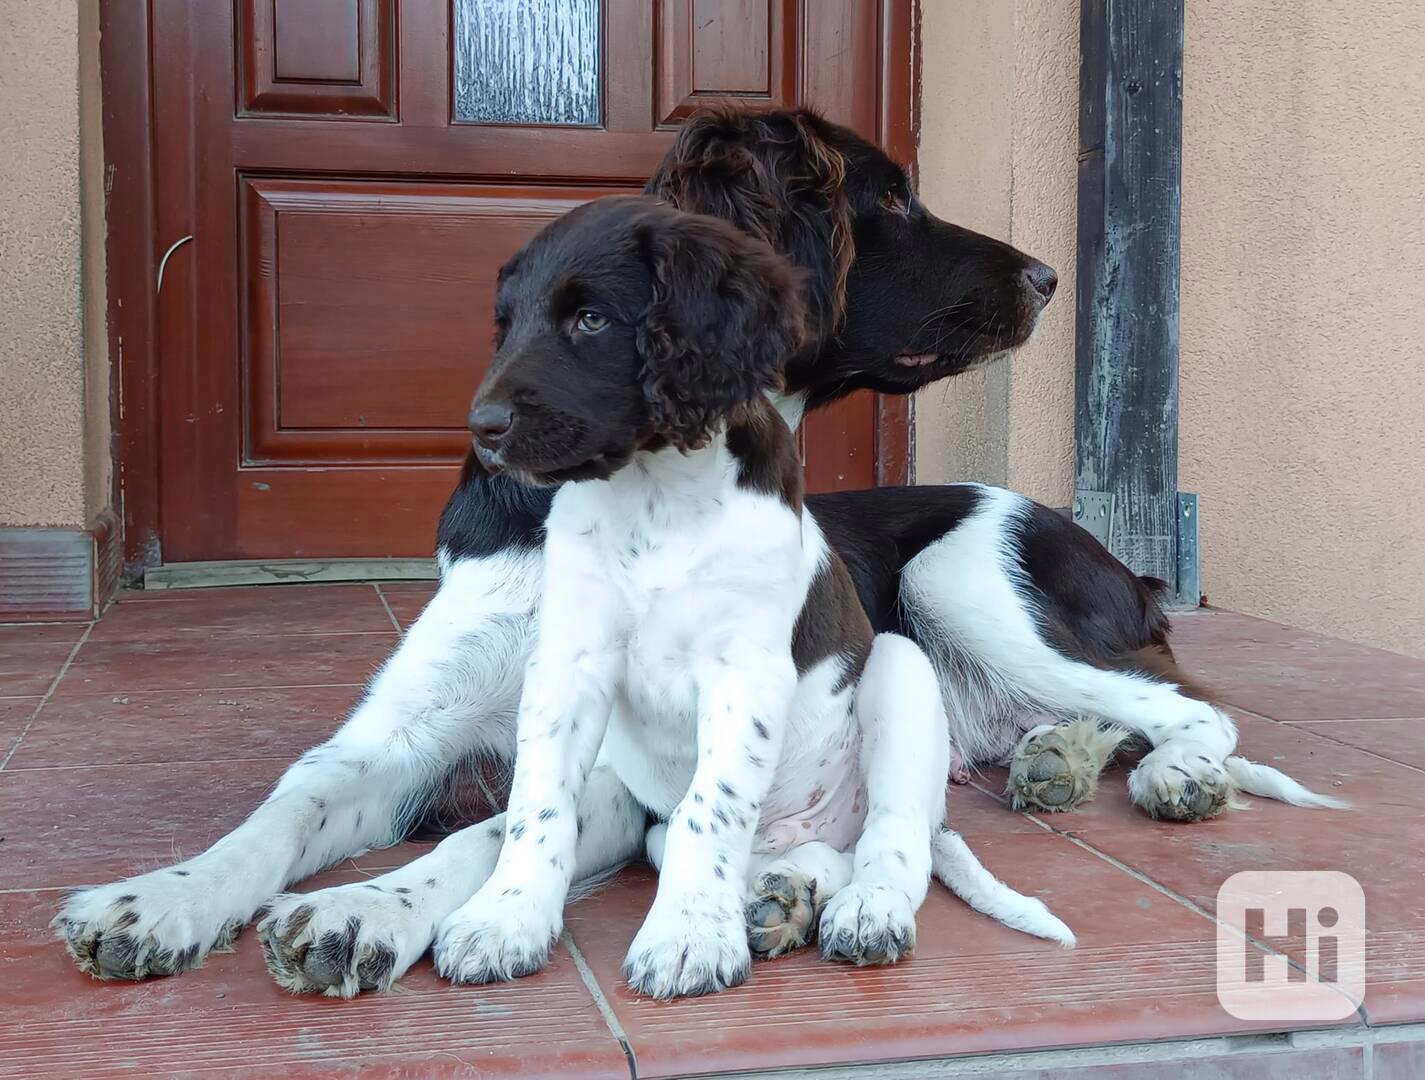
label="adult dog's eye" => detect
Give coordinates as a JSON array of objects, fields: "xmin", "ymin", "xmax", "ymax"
[
  {"xmin": 575, "ymin": 310, "xmax": 610, "ymax": 334},
  {"xmin": 880, "ymin": 187, "xmax": 910, "ymax": 215}
]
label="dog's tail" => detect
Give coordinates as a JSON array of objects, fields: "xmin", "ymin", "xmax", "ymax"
[
  {"xmin": 930, "ymin": 828, "xmax": 1076, "ymax": 947},
  {"xmin": 1223, "ymin": 757, "xmax": 1350, "ymax": 810}
]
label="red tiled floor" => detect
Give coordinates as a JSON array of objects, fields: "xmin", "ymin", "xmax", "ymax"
[
  {"xmin": 0, "ymin": 876, "xmax": 630, "ymax": 1079},
  {"xmin": 92, "ymin": 585, "xmax": 398, "ymax": 638},
  {"xmin": 4, "ymin": 587, "xmax": 1424, "ymax": 1077},
  {"xmin": 1284, "ymin": 717, "xmax": 1425, "ymax": 772},
  {"xmin": 0, "ymin": 758, "xmax": 289, "ymax": 889},
  {"xmin": 1026, "ymin": 715, "xmax": 1425, "ymax": 1026},
  {"xmin": 8, "ymin": 685, "xmax": 363, "ymax": 768},
  {"xmin": 0, "ymin": 624, "xmax": 87, "ymax": 697},
  {"xmin": 376, "ymin": 581, "xmax": 437, "ymax": 630},
  {"xmin": 563, "ymin": 834, "xmax": 1321, "ymax": 1079},
  {"xmin": 60, "ymin": 631, "xmax": 395, "ymax": 695},
  {"xmin": 0, "ymin": 697, "xmax": 41, "ymax": 756},
  {"xmin": 1172, "ymin": 610, "xmax": 1425, "ymax": 721}
]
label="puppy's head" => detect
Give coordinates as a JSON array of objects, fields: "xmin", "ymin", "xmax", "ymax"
[{"xmin": 468, "ymin": 197, "xmax": 807, "ymax": 486}]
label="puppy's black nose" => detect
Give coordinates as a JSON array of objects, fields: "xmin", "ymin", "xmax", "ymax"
[
  {"xmin": 469, "ymin": 403, "xmax": 514, "ymax": 448},
  {"xmin": 1023, "ymin": 261, "xmax": 1058, "ymax": 304}
]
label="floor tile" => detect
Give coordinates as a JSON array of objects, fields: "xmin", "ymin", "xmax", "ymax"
[
  {"xmin": 971, "ymin": 1047, "xmax": 1364, "ymax": 1080},
  {"xmin": 565, "ymin": 838, "xmax": 1303, "ymax": 1078},
  {"xmin": 0, "ymin": 697, "xmax": 40, "ymax": 758},
  {"xmin": 377, "ymin": 582, "xmax": 436, "ymax": 630},
  {"xmin": 1375, "ymin": 1040, "xmax": 1425, "ymax": 1080},
  {"xmin": 1286, "ymin": 718, "xmax": 1425, "ymax": 772},
  {"xmin": 0, "ymin": 624, "xmax": 87, "ymax": 697},
  {"xmin": 8, "ymin": 685, "xmax": 364, "ymax": 769},
  {"xmin": 1042, "ymin": 717, "xmax": 1425, "ymax": 1026},
  {"xmin": 0, "ymin": 759, "xmax": 288, "ymax": 890},
  {"xmin": 0, "ymin": 759, "xmax": 436, "ymax": 891},
  {"xmin": 94, "ymin": 585, "xmax": 394, "ymax": 638},
  {"xmin": 0, "ymin": 883, "xmax": 629, "ymax": 1079},
  {"xmin": 1170, "ymin": 611, "xmax": 1425, "ymax": 721},
  {"xmin": 60, "ymin": 632, "xmax": 395, "ymax": 695}
]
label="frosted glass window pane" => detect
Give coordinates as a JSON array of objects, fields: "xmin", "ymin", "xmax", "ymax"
[{"xmin": 453, "ymin": 0, "xmax": 601, "ymax": 126}]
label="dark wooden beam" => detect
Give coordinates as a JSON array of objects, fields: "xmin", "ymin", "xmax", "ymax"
[{"xmin": 1075, "ymin": 0, "xmax": 1184, "ymax": 583}]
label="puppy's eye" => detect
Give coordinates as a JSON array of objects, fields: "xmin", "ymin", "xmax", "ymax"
[{"xmin": 575, "ymin": 310, "xmax": 610, "ymax": 334}]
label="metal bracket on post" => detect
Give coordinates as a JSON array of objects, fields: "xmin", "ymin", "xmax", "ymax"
[
  {"xmin": 1072, "ymin": 489, "xmax": 1115, "ymax": 549},
  {"xmin": 1173, "ymin": 491, "xmax": 1201, "ymax": 609}
]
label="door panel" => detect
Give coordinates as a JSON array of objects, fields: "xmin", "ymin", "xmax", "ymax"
[
  {"xmin": 239, "ymin": 0, "xmax": 397, "ymax": 119},
  {"xmin": 154, "ymin": 0, "xmax": 909, "ymax": 561},
  {"xmin": 243, "ymin": 178, "xmax": 627, "ymax": 463}
]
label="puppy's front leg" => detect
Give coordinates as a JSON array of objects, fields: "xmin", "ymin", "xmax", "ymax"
[
  {"xmin": 433, "ymin": 540, "xmax": 619, "ymax": 985},
  {"xmin": 624, "ymin": 641, "xmax": 795, "ymax": 999},
  {"xmin": 432, "ymin": 644, "xmax": 614, "ymax": 984}
]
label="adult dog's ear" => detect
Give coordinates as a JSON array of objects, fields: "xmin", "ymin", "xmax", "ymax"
[
  {"xmin": 636, "ymin": 210, "xmax": 807, "ymax": 451},
  {"xmin": 646, "ymin": 107, "xmax": 852, "ymax": 337}
]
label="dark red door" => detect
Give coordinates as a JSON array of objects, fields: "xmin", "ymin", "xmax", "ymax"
[{"xmin": 151, "ymin": 0, "xmax": 912, "ymax": 561}]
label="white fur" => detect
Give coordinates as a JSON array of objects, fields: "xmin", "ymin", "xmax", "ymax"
[
  {"xmin": 55, "ymin": 553, "xmax": 542, "ymax": 980},
  {"xmin": 901, "ymin": 485, "xmax": 1340, "ymax": 816},
  {"xmin": 449, "ymin": 430, "xmax": 1068, "ymax": 998}
]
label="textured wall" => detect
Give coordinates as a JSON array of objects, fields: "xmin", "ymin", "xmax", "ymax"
[
  {"xmin": 1179, "ymin": 0, "xmax": 1425, "ymax": 656},
  {"xmin": 918, "ymin": 2, "xmax": 1425, "ymax": 657},
  {"xmin": 915, "ymin": 0, "xmax": 1079, "ymax": 507},
  {"xmin": 79, "ymin": 0, "xmax": 111, "ymax": 522},
  {"xmin": 0, "ymin": 1, "xmax": 88, "ymax": 526}
]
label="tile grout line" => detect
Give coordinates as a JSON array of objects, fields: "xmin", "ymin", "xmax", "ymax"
[
  {"xmin": 1287, "ymin": 716, "xmax": 1425, "ymax": 725},
  {"xmin": 3, "ymin": 755, "xmax": 295, "ymax": 774},
  {"xmin": 562, "ymin": 930, "xmax": 639, "ymax": 1080},
  {"xmin": 974, "ymin": 781, "xmax": 1370, "ymax": 1026},
  {"xmin": 0, "ymin": 623, "xmax": 95, "ymax": 772},
  {"xmin": 1231, "ymin": 704, "xmax": 1425, "ymax": 778},
  {"xmin": 52, "ymin": 681, "xmax": 373, "ymax": 696},
  {"xmin": 373, "ymin": 583, "xmax": 405, "ymax": 635}
]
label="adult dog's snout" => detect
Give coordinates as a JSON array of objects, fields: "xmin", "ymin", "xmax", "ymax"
[
  {"xmin": 1022, "ymin": 259, "xmax": 1057, "ymax": 306},
  {"xmin": 468, "ymin": 402, "xmax": 514, "ymax": 450}
]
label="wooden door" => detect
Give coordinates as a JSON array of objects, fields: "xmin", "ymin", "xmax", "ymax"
[{"xmin": 150, "ymin": 0, "xmax": 911, "ymax": 561}]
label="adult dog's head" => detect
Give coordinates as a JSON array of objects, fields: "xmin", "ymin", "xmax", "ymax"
[
  {"xmin": 469, "ymin": 197, "xmax": 807, "ymax": 487},
  {"xmin": 648, "ymin": 107, "xmax": 1056, "ymax": 408}
]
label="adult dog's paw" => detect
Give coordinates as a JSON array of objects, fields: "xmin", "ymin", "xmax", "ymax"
[
  {"xmin": 818, "ymin": 882, "xmax": 916, "ymax": 966},
  {"xmin": 52, "ymin": 869, "xmax": 246, "ymax": 980},
  {"xmin": 625, "ymin": 890, "xmax": 750, "ymax": 999},
  {"xmin": 258, "ymin": 882, "xmax": 434, "ymax": 998},
  {"xmin": 432, "ymin": 890, "xmax": 558, "ymax": 985},
  {"xmin": 1128, "ymin": 742, "xmax": 1232, "ymax": 822},
  {"xmin": 1006, "ymin": 719, "xmax": 1127, "ymax": 813}
]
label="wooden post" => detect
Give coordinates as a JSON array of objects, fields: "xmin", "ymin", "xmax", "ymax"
[{"xmin": 1075, "ymin": 0, "xmax": 1184, "ymax": 584}]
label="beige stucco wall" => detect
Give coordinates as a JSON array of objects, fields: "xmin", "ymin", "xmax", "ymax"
[
  {"xmin": 1179, "ymin": 0, "xmax": 1425, "ymax": 656},
  {"xmin": 917, "ymin": 2, "xmax": 1425, "ymax": 658},
  {"xmin": 0, "ymin": 0, "xmax": 108, "ymax": 529},
  {"xmin": 914, "ymin": 0, "xmax": 1079, "ymax": 508}
]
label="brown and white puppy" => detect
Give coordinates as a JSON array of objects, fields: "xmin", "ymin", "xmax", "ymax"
[{"xmin": 449, "ymin": 195, "xmax": 1071, "ymax": 1000}]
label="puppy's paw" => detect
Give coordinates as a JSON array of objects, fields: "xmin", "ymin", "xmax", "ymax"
[
  {"xmin": 818, "ymin": 882, "xmax": 916, "ymax": 966},
  {"xmin": 745, "ymin": 869, "xmax": 820, "ymax": 960},
  {"xmin": 433, "ymin": 889, "xmax": 558, "ymax": 985},
  {"xmin": 1129, "ymin": 743, "xmax": 1232, "ymax": 822},
  {"xmin": 258, "ymin": 882, "xmax": 434, "ymax": 998},
  {"xmin": 625, "ymin": 889, "xmax": 750, "ymax": 999},
  {"xmin": 52, "ymin": 868, "xmax": 247, "ymax": 981}
]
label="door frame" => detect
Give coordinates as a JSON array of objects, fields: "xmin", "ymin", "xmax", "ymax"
[{"xmin": 102, "ymin": 0, "xmax": 921, "ymax": 576}]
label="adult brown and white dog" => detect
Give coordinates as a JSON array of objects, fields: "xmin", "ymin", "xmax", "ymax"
[{"xmin": 55, "ymin": 108, "xmax": 1339, "ymax": 994}]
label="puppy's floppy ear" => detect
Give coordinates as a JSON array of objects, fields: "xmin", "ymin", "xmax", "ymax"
[{"xmin": 635, "ymin": 210, "xmax": 808, "ymax": 451}]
